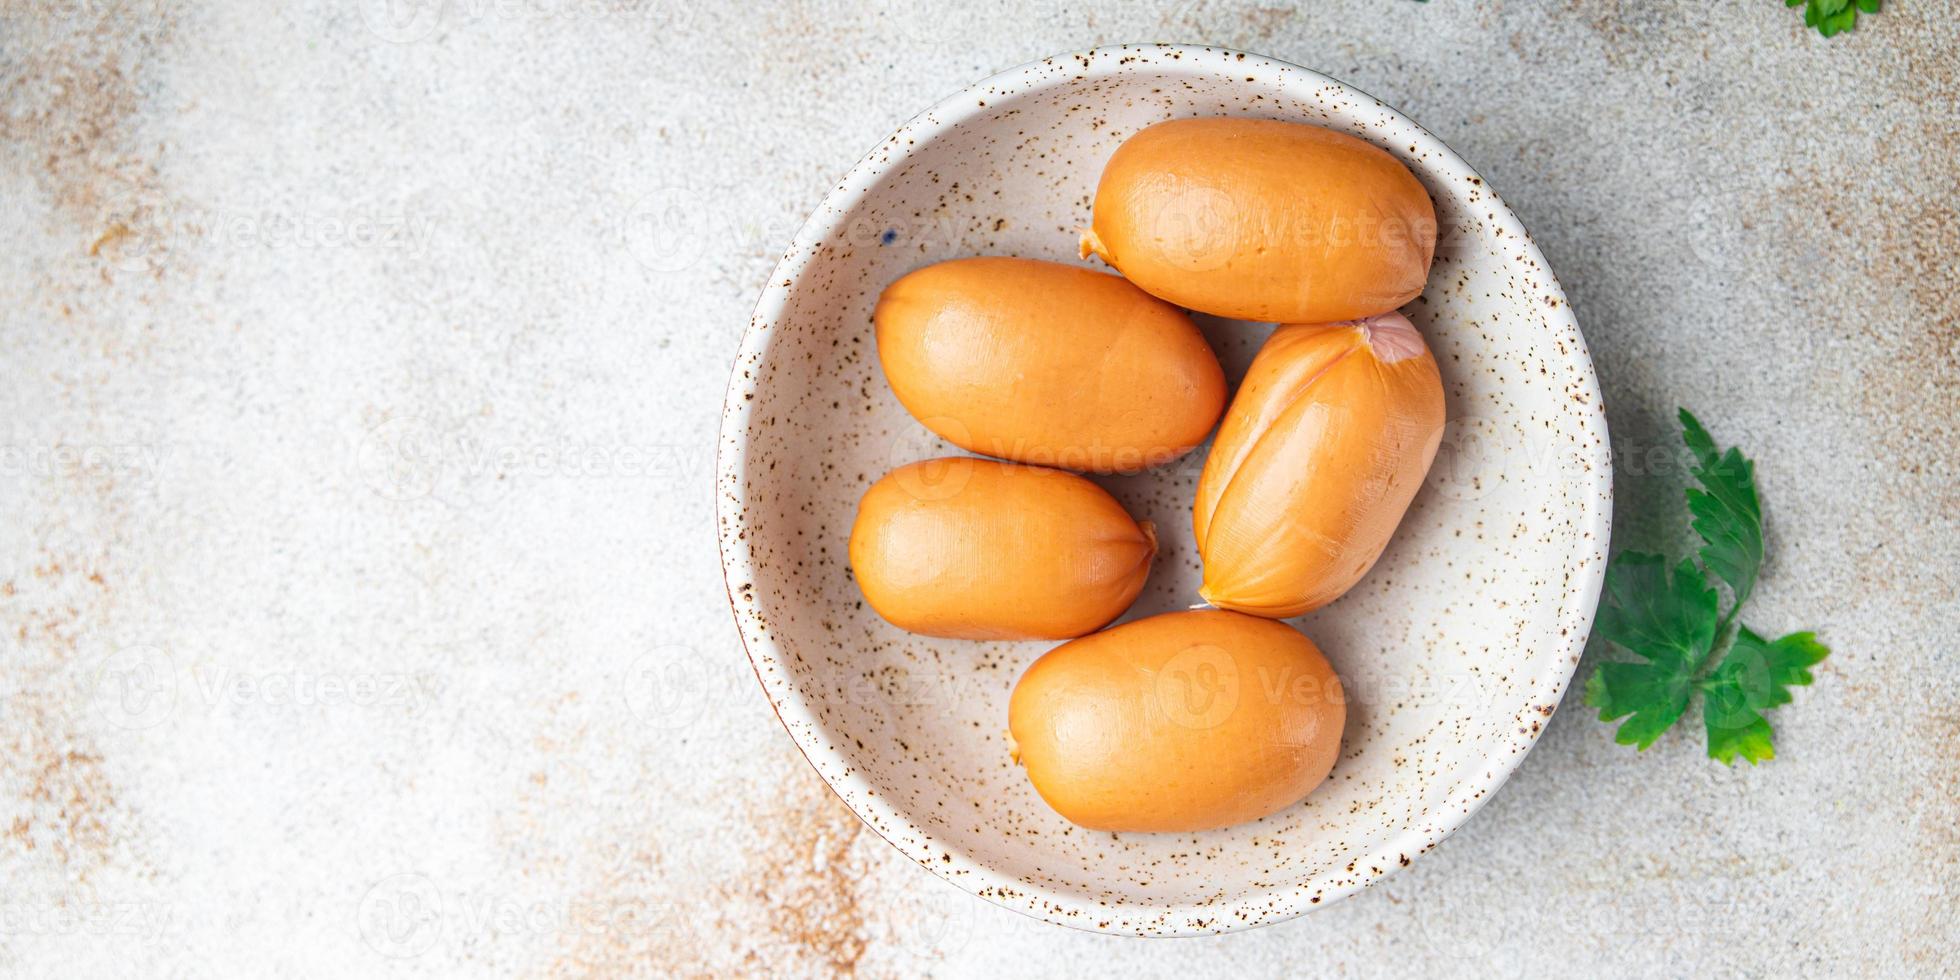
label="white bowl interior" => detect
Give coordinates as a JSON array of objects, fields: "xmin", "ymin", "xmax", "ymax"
[{"xmin": 720, "ymin": 46, "xmax": 1609, "ymax": 934}]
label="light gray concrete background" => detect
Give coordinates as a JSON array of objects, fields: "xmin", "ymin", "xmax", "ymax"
[{"xmin": 2, "ymin": 0, "xmax": 1954, "ymax": 976}]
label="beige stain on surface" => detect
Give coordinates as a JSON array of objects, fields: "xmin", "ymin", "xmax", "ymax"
[
  {"xmin": 498, "ymin": 677, "xmax": 920, "ymax": 977},
  {"xmin": 1905, "ymin": 707, "xmax": 1959, "ymax": 967},
  {"xmin": 0, "ymin": 2, "xmax": 173, "ymax": 245},
  {"xmin": 1864, "ymin": 7, "xmax": 1960, "ymax": 507},
  {"xmin": 1, "ymin": 515, "xmax": 136, "ymax": 881},
  {"xmin": 3, "ymin": 712, "xmax": 120, "ymax": 874},
  {"xmin": 1772, "ymin": 5, "xmax": 1960, "ymax": 526},
  {"xmin": 547, "ymin": 754, "xmax": 968, "ymax": 979},
  {"xmin": 0, "ymin": 0, "xmax": 180, "ymax": 890},
  {"xmin": 0, "ymin": 3, "xmax": 1949, "ymax": 973}
]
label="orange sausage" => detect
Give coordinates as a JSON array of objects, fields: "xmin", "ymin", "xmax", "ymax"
[
  {"xmin": 874, "ymin": 257, "xmax": 1225, "ymax": 474},
  {"xmin": 849, "ymin": 457, "xmax": 1155, "ymax": 640},
  {"xmin": 1008, "ymin": 610, "xmax": 1345, "ymax": 832},
  {"xmin": 1081, "ymin": 117, "xmax": 1437, "ymax": 323},
  {"xmin": 1195, "ymin": 314, "xmax": 1445, "ymax": 618}
]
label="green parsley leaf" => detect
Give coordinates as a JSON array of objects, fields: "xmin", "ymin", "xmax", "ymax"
[
  {"xmin": 1787, "ymin": 0, "xmax": 1878, "ymax": 38},
  {"xmin": 1700, "ymin": 678, "xmax": 1775, "ymax": 764},
  {"xmin": 1595, "ymin": 553, "xmax": 1720, "ymax": 667},
  {"xmin": 1699, "ymin": 629, "xmax": 1830, "ymax": 764},
  {"xmin": 1585, "ymin": 409, "xmax": 1830, "ymax": 764},
  {"xmin": 1679, "ymin": 409, "xmax": 1763, "ymax": 607},
  {"xmin": 1586, "ymin": 553, "xmax": 1719, "ymax": 748}
]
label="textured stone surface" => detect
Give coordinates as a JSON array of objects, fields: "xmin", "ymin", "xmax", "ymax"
[{"xmin": 0, "ymin": 1, "xmax": 1953, "ymax": 975}]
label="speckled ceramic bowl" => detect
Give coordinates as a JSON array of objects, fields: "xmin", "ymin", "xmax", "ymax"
[{"xmin": 718, "ymin": 45, "xmax": 1611, "ymax": 935}]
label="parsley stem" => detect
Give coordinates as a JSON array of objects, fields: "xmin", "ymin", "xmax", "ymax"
[
  {"xmin": 1716, "ymin": 603, "xmax": 1740, "ymax": 641},
  {"xmin": 1696, "ymin": 603, "xmax": 1742, "ymax": 685}
]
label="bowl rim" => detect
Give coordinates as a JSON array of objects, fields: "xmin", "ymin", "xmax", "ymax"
[{"xmin": 716, "ymin": 42, "xmax": 1612, "ymax": 936}]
